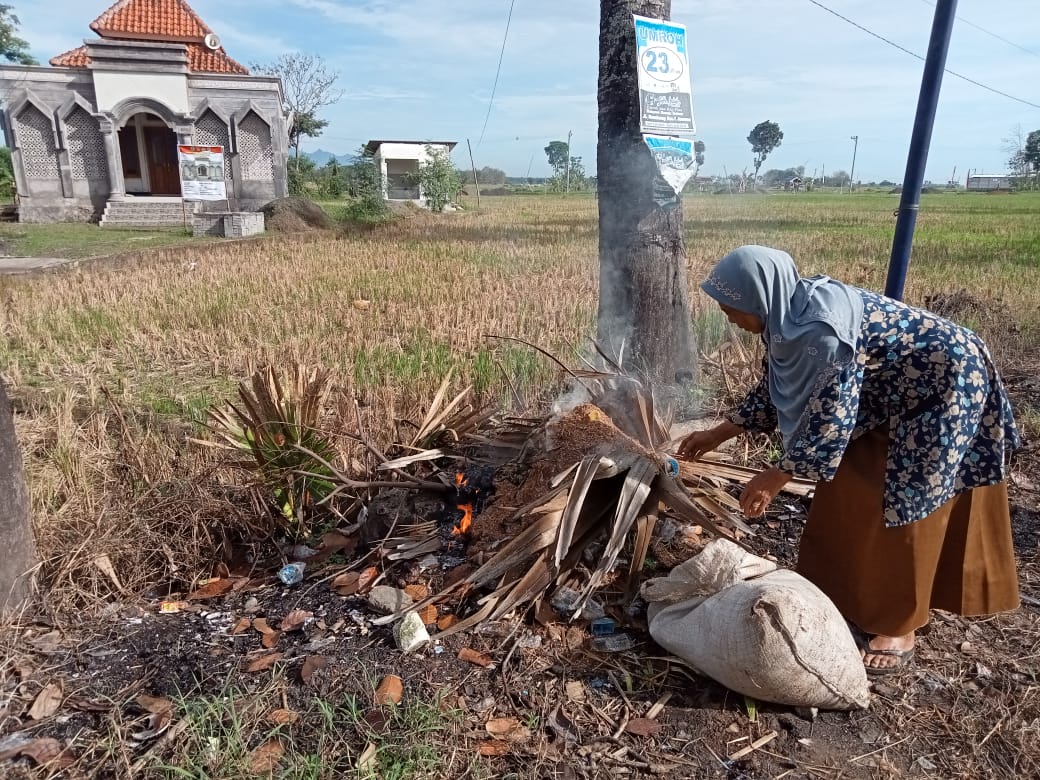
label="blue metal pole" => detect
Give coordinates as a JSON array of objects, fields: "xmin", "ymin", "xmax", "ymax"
[{"xmin": 885, "ymin": 0, "xmax": 958, "ymax": 300}]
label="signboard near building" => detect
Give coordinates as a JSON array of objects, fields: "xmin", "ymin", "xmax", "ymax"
[
  {"xmin": 633, "ymin": 15, "xmax": 696, "ymax": 136},
  {"xmin": 178, "ymin": 145, "xmax": 228, "ymax": 201}
]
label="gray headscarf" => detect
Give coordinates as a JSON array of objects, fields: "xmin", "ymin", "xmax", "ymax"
[{"xmin": 701, "ymin": 245, "xmax": 864, "ymax": 440}]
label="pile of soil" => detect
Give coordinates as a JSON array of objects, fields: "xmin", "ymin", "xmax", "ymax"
[{"xmin": 260, "ymin": 197, "xmax": 333, "ymax": 232}]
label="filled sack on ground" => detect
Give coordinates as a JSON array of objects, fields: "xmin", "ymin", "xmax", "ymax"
[{"xmin": 642, "ymin": 538, "xmax": 870, "ymax": 710}]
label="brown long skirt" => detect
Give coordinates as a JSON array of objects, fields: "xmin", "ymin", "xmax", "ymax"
[{"xmin": 796, "ymin": 429, "xmax": 1020, "ymax": 637}]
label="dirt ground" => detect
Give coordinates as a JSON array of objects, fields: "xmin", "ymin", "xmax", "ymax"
[{"xmin": 2, "ymin": 374, "xmax": 1038, "ymax": 779}]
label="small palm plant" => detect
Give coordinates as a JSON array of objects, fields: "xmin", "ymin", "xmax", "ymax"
[{"xmin": 201, "ymin": 364, "xmax": 338, "ymax": 537}]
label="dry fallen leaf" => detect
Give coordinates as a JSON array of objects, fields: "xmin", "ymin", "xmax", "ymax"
[
  {"xmin": 485, "ymin": 716, "xmax": 532, "ymax": 743},
  {"xmin": 267, "ymin": 708, "xmax": 300, "ymax": 725},
  {"xmin": 318, "ymin": 531, "xmax": 357, "ymax": 557},
  {"xmin": 357, "ymin": 566, "xmax": 379, "ymax": 592},
  {"xmin": 458, "ymin": 648, "xmax": 494, "ymax": 668},
  {"xmin": 301, "ymin": 655, "xmax": 329, "ymax": 684},
  {"xmin": 404, "ymin": 584, "xmax": 429, "ymax": 601},
  {"xmin": 625, "ymin": 718, "xmax": 663, "ymax": 738},
  {"xmin": 28, "ymin": 682, "xmax": 63, "ymax": 720},
  {"xmin": 332, "ymin": 571, "xmax": 360, "ymax": 596},
  {"xmin": 281, "ymin": 609, "xmax": 313, "ymax": 632},
  {"xmin": 565, "ymin": 681, "xmax": 586, "ymax": 702},
  {"xmin": 249, "ymin": 739, "xmax": 285, "ymax": 773},
  {"xmin": 136, "ymin": 694, "xmax": 173, "ymax": 716},
  {"xmin": 92, "ymin": 554, "xmax": 124, "ymax": 592},
  {"xmin": 352, "ymin": 299, "xmax": 371, "ymax": 311},
  {"xmin": 253, "ymin": 618, "xmax": 281, "ymax": 648},
  {"xmin": 478, "ymin": 740, "xmax": 510, "ymax": 756},
  {"xmin": 231, "ymin": 617, "xmax": 252, "ymax": 635},
  {"xmin": 437, "ymin": 615, "xmax": 458, "ymax": 631},
  {"xmin": 0, "ymin": 737, "xmax": 73, "ymax": 767},
  {"xmin": 417, "ymin": 604, "xmax": 438, "ymax": 626},
  {"xmin": 187, "ymin": 578, "xmax": 236, "ymax": 601},
  {"xmin": 243, "ymin": 652, "xmax": 284, "ymax": 673},
  {"xmin": 374, "ymin": 675, "xmax": 403, "ymax": 706},
  {"xmin": 357, "ymin": 742, "xmax": 378, "ymax": 775}
]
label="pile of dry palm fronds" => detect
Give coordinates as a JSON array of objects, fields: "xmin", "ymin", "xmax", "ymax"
[{"xmin": 367, "ymin": 366, "xmax": 812, "ymax": 638}]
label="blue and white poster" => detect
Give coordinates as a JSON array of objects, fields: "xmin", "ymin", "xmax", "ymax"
[
  {"xmin": 634, "ymin": 15, "xmax": 695, "ymax": 136},
  {"xmin": 643, "ymin": 135, "xmax": 696, "ymax": 195}
]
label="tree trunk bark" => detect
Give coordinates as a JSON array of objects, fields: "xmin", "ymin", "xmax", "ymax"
[
  {"xmin": 0, "ymin": 378, "xmax": 35, "ymax": 615},
  {"xmin": 597, "ymin": 0, "xmax": 694, "ymax": 385}
]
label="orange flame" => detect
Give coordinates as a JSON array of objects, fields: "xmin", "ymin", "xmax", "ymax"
[{"xmin": 453, "ymin": 503, "xmax": 474, "ymax": 536}]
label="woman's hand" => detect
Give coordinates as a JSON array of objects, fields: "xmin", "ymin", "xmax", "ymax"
[
  {"xmin": 676, "ymin": 421, "xmax": 742, "ymax": 461},
  {"xmin": 739, "ymin": 467, "xmax": 792, "ymax": 517}
]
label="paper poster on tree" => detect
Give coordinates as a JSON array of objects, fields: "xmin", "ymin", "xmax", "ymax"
[
  {"xmin": 633, "ymin": 15, "xmax": 696, "ymax": 136},
  {"xmin": 178, "ymin": 145, "xmax": 227, "ymax": 201}
]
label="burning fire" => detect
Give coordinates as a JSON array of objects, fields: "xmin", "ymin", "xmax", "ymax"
[{"xmin": 452, "ymin": 472, "xmax": 474, "ymax": 536}]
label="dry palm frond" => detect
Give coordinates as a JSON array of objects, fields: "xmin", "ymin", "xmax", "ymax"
[
  {"xmin": 194, "ymin": 364, "xmax": 338, "ymax": 535},
  {"xmin": 373, "ymin": 361, "xmax": 762, "ymax": 636}
]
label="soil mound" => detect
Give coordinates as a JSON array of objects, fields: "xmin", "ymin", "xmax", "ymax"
[{"xmin": 260, "ymin": 197, "xmax": 333, "ymax": 232}]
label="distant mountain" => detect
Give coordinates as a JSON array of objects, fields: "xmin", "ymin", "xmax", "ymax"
[{"xmin": 302, "ymin": 149, "xmax": 357, "ymax": 166}]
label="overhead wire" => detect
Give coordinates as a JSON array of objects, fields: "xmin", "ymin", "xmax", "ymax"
[
  {"xmin": 917, "ymin": 0, "xmax": 1040, "ymax": 60},
  {"xmin": 476, "ymin": 0, "xmax": 517, "ymax": 148},
  {"xmin": 806, "ymin": 0, "xmax": 1040, "ymax": 110}
]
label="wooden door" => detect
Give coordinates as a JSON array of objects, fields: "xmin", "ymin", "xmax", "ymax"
[{"xmin": 144, "ymin": 127, "xmax": 180, "ymax": 195}]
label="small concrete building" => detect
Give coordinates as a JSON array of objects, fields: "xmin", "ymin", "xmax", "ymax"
[
  {"xmin": 364, "ymin": 140, "xmax": 457, "ymax": 203},
  {"xmin": 965, "ymin": 174, "xmax": 1013, "ymax": 192},
  {"xmin": 0, "ymin": 0, "xmax": 290, "ymax": 224}
]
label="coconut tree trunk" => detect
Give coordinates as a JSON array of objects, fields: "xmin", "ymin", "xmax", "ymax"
[
  {"xmin": 0, "ymin": 378, "xmax": 35, "ymax": 615},
  {"xmin": 597, "ymin": 0, "xmax": 694, "ymax": 384}
]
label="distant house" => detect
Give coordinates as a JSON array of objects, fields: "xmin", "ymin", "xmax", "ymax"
[
  {"xmin": 364, "ymin": 140, "xmax": 457, "ymax": 204},
  {"xmin": 0, "ymin": 0, "xmax": 290, "ymax": 225},
  {"xmin": 966, "ymin": 174, "xmax": 1013, "ymax": 191}
]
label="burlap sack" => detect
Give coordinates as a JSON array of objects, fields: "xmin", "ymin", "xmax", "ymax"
[{"xmin": 642, "ymin": 539, "xmax": 870, "ymax": 710}]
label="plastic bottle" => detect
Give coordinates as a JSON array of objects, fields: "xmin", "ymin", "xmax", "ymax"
[{"xmin": 277, "ymin": 562, "xmax": 306, "ymax": 586}]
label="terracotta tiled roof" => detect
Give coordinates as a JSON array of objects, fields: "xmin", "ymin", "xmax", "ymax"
[
  {"xmin": 51, "ymin": 46, "xmax": 90, "ymax": 68},
  {"xmin": 185, "ymin": 44, "xmax": 248, "ymax": 74},
  {"xmin": 89, "ymin": 0, "xmax": 213, "ymax": 41},
  {"xmin": 49, "ymin": 42, "xmax": 248, "ymax": 74}
]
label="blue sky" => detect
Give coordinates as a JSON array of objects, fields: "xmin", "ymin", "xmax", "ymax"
[{"xmin": 18, "ymin": 0, "xmax": 1040, "ymax": 182}]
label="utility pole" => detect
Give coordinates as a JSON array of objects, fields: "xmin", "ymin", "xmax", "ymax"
[
  {"xmin": 597, "ymin": 0, "xmax": 694, "ymax": 383},
  {"xmin": 849, "ymin": 135, "xmax": 859, "ymax": 192},
  {"xmin": 466, "ymin": 139, "xmax": 481, "ymax": 209},
  {"xmin": 885, "ymin": 0, "xmax": 958, "ymax": 299},
  {"xmin": 565, "ymin": 129, "xmax": 573, "ymax": 193}
]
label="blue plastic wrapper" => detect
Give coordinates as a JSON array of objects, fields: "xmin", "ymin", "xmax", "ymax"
[
  {"xmin": 277, "ymin": 562, "xmax": 305, "ymax": 586},
  {"xmin": 590, "ymin": 617, "xmax": 616, "ymax": 636},
  {"xmin": 664, "ymin": 457, "xmax": 680, "ymax": 477}
]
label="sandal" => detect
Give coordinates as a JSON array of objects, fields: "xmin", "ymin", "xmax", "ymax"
[
  {"xmin": 851, "ymin": 629, "xmax": 915, "ymax": 675},
  {"xmin": 861, "ymin": 646, "xmax": 915, "ymax": 676}
]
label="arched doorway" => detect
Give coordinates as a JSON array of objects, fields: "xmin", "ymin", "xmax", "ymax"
[{"xmin": 117, "ymin": 112, "xmax": 179, "ymax": 195}]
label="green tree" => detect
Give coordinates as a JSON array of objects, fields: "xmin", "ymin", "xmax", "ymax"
[
  {"xmin": 747, "ymin": 120, "xmax": 783, "ymax": 185},
  {"xmin": 544, "ymin": 140, "xmax": 570, "ymax": 176},
  {"xmin": 0, "ymin": 146, "xmax": 15, "ymax": 200},
  {"xmin": 287, "ymin": 154, "xmax": 316, "ymax": 195},
  {"xmin": 477, "ymin": 166, "xmax": 507, "ymax": 185},
  {"xmin": 411, "ymin": 145, "xmax": 463, "ymax": 211},
  {"xmin": 1024, "ymin": 129, "xmax": 1040, "ymax": 173},
  {"xmin": 0, "ymin": 5, "xmax": 35, "ymax": 65}
]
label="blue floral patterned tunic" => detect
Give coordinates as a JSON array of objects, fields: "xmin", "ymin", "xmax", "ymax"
[{"xmin": 728, "ymin": 289, "xmax": 1020, "ymax": 527}]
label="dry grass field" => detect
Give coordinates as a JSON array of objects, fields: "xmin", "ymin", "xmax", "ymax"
[{"xmin": 1, "ymin": 191, "xmax": 1038, "ymax": 778}]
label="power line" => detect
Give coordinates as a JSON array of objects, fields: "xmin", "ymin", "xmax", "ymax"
[
  {"xmin": 918, "ymin": 0, "xmax": 1040, "ymax": 60},
  {"xmin": 476, "ymin": 0, "xmax": 517, "ymax": 149},
  {"xmin": 806, "ymin": 0, "xmax": 1040, "ymax": 110}
]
